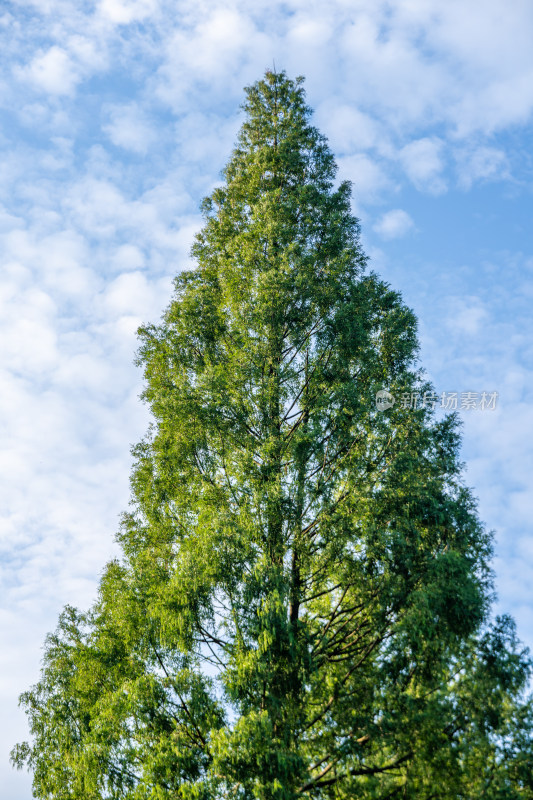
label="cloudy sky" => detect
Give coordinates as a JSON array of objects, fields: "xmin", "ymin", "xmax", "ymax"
[{"xmin": 2, "ymin": 0, "xmax": 533, "ymax": 796}]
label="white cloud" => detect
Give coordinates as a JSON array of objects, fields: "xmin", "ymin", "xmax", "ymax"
[
  {"xmin": 315, "ymin": 102, "xmax": 386, "ymax": 154},
  {"xmin": 66, "ymin": 34, "xmax": 108, "ymax": 72},
  {"xmin": 3, "ymin": 228, "xmax": 96, "ymax": 299},
  {"xmin": 456, "ymin": 145, "xmax": 510, "ymax": 190},
  {"xmin": 338, "ymin": 153, "xmax": 395, "ymax": 204},
  {"xmin": 373, "ymin": 209, "xmax": 414, "ymax": 239},
  {"xmin": 21, "ymin": 46, "xmax": 80, "ymax": 95},
  {"xmin": 97, "ymin": 0, "xmax": 159, "ymax": 24},
  {"xmin": 338, "ymin": 11, "xmax": 449, "ymax": 128},
  {"xmin": 172, "ymin": 111, "xmax": 241, "ymax": 171},
  {"xmin": 449, "ymin": 300, "xmax": 489, "ymax": 337},
  {"xmin": 103, "ymin": 270, "xmax": 162, "ymax": 316},
  {"xmin": 110, "ymin": 243, "xmax": 145, "ymax": 271},
  {"xmin": 399, "ymin": 137, "xmax": 447, "ymax": 194},
  {"xmin": 153, "ymin": 8, "xmax": 271, "ymax": 111},
  {"xmin": 103, "ymin": 103, "xmax": 157, "ymax": 154}
]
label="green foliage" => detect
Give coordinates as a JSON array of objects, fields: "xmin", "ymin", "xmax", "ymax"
[{"xmin": 13, "ymin": 70, "xmax": 533, "ymax": 799}]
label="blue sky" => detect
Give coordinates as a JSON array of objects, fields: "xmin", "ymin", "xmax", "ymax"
[{"xmin": 2, "ymin": 1, "xmax": 533, "ymax": 796}]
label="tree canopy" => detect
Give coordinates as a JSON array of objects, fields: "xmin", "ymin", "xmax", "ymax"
[{"xmin": 12, "ymin": 70, "xmax": 533, "ymax": 800}]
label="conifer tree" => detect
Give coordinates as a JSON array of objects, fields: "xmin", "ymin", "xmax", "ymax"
[{"xmin": 12, "ymin": 70, "xmax": 533, "ymax": 800}]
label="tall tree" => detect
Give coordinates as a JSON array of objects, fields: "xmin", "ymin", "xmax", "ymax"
[{"xmin": 13, "ymin": 70, "xmax": 533, "ymax": 800}]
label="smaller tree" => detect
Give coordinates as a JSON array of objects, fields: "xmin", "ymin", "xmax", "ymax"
[{"xmin": 12, "ymin": 70, "xmax": 533, "ymax": 800}]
